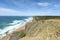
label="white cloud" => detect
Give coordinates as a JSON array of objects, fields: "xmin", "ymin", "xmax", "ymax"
[
  {"xmin": 54, "ymin": 4, "xmax": 60, "ymax": 8},
  {"xmin": 0, "ymin": 8, "xmax": 50, "ymax": 16},
  {"xmin": 37, "ymin": 2, "xmax": 49, "ymax": 6},
  {"xmin": 0, "ymin": 7, "xmax": 58, "ymax": 16},
  {"xmin": 37, "ymin": 2, "xmax": 60, "ymax": 8},
  {"xmin": 0, "ymin": 8, "xmax": 24, "ymax": 16},
  {"xmin": 0, "ymin": 7, "xmax": 54, "ymax": 16}
]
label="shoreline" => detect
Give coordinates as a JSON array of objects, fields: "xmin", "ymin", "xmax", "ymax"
[
  {"xmin": 2, "ymin": 18, "xmax": 33, "ymax": 40},
  {"xmin": 15, "ymin": 18, "xmax": 33, "ymax": 32}
]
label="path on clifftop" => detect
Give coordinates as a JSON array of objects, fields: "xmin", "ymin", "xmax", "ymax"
[{"xmin": 9, "ymin": 34, "xmax": 20, "ymax": 40}]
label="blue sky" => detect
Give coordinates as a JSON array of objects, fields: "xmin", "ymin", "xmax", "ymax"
[{"xmin": 0, "ymin": 0, "xmax": 60, "ymax": 16}]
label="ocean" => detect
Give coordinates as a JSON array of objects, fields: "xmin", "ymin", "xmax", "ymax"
[{"xmin": 0, "ymin": 16, "xmax": 33, "ymax": 39}]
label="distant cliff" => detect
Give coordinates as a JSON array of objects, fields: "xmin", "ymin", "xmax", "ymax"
[{"xmin": 20, "ymin": 16, "xmax": 60, "ymax": 40}]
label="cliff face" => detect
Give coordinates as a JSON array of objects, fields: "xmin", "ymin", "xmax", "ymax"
[{"xmin": 20, "ymin": 16, "xmax": 60, "ymax": 40}]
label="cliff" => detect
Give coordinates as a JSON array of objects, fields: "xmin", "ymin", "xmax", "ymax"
[{"xmin": 20, "ymin": 16, "xmax": 60, "ymax": 40}]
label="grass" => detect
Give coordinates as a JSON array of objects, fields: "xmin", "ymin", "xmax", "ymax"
[
  {"xmin": 13, "ymin": 30, "xmax": 26, "ymax": 38},
  {"xmin": 19, "ymin": 16, "xmax": 60, "ymax": 40}
]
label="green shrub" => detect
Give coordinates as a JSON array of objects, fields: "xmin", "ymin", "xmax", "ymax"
[
  {"xmin": 14, "ymin": 30, "xmax": 26, "ymax": 38},
  {"xmin": 19, "ymin": 30, "xmax": 26, "ymax": 38},
  {"xmin": 34, "ymin": 16, "xmax": 60, "ymax": 21}
]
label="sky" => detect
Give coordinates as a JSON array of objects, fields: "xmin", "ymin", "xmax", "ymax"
[{"xmin": 0, "ymin": 0, "xmax": 60, "ymax": 16}]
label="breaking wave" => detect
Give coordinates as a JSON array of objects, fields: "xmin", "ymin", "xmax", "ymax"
[{"xmin": 0, "ymin": 17, "xmax": 33, "ymax": 39}]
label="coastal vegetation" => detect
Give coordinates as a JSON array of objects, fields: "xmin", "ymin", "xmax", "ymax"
[
  {"xmin": 13, "ymin": 30, "xmax": 26, "ymax": 38},
  {"xmin": 34, "ymin": 16, "xmax": 60, "ymax": 21}
]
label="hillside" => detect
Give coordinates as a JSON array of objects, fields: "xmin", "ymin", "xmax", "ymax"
[{"xmin": 20, "ymin": 16, "xmax": 60, "ymax": 40}]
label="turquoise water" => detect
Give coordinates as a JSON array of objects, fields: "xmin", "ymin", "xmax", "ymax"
[{"xmin": 0, "ymin": 16, "xmax": 29, "ymax": 29}]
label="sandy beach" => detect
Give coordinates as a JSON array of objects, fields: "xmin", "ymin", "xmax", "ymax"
[{"xmin": 2, "ymin": 26, "xmax": 25, "ymax": 40}]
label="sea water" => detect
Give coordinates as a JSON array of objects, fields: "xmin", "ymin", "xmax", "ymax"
[{"xmin": 0, "ymin": 16, "xmax": 33, "ymax": 39}]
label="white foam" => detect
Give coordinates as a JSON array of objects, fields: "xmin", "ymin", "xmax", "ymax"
[
  {"xmin": 0, "ymin": 17, "xmax": 33, "ymax": 39},
  {"xmin": 9, "ymin": 20, "xmax": 21, "ymax": 25}
]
